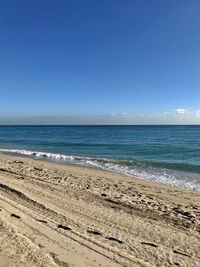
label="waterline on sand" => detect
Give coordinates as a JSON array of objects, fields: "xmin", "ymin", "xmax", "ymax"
[{"xmin": 0, "ymin": 148, "xmax": 200, "ymax": 191}]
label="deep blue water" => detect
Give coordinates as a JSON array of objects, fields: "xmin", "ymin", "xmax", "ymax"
[{"xmin": 0, "ymin": 125, "xmax": 200, "ymax": 190}]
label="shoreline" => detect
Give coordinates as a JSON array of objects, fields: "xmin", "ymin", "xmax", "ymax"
[
  {"xmin": 1, "ymin": 148, "xmax": 200, "ymax": 192},
  {"xmin": 0, "ymin": 152, "xmax": 200, "ymax": 266}
]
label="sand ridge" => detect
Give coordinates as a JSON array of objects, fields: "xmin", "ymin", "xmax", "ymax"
[{"xmin": 0, "ymin": 153, "xmax": 200, "ymax": 266}]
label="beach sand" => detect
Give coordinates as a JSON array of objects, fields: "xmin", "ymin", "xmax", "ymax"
[{"xmin": 0, "ymin": 153, "xmax": 200, "ymax": 267}]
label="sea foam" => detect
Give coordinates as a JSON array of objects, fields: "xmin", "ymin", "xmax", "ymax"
[{"xmin": 0, "ymin": 148, "xmax": 200, "ymax": 191}]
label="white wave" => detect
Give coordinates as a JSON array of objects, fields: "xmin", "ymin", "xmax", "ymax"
[
  {"xmin": 0, "ymin": 148, "xmax": 200, "ymax": 191},
  {"xmin": 100, "ymin": 162, "xmax": 200, "ymax": 191},
  {"xmin": 0, "ymin": 148, "xmax": 75, "ymax": 161}
]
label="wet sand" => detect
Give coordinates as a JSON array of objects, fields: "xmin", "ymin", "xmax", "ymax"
[{"xmin": 0, "ymin": 153, "xmax": 200, "ymax": 266}]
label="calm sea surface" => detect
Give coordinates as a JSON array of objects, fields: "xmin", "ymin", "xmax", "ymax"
[{"xmin": 0, "ymin": 125, "xmax": 200, "ymax": 190}]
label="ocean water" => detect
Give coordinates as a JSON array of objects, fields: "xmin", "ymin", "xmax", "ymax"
[{"xmin": 0, "ymin": 125, "xmax": 200, "ymax": 191}]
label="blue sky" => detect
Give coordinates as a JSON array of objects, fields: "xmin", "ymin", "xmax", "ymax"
[{"xmin": 0, "ymin": 0, "xmax": 200, "ymax": 124}]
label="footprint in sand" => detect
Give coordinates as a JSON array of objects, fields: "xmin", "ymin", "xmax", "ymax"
[
  {"xmin": 87, "ymin": 229, "xmax": 102, "ymax": 236},
  {"xmin": 141, "ymin": 242, "xmax": 158, "ymax": 248},
  {"xmin": 37, "ymin": 219, "xmax": 48, "ymax": 224},
  {"xmin": 57, "ymin": 224, "xmax": 71, "ymax": 231},
  {"xmin": 11, "ymin": 213, "xmax": 21, "ymax": 219},
  {"xmin": 106, "ymin": 236, "xmax": 123, "ymax": 244}
]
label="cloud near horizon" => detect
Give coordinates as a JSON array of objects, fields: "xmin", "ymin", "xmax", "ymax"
[
  {"xmin": 0, "ymin": 109, "xmax": 200, "ymax": 125},
  {"xmin": 175, "ymin": 109, "xmax": 200, "ymax": 117}
]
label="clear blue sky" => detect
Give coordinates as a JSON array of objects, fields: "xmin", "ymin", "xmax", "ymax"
[{"xmin": 0, "ymin": 0, "xmax": 200, "ymax": 124}]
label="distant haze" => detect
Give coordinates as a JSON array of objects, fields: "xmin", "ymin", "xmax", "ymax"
[{"xmin": 0, "ymin": 110, "xmax": 200, "ymax": 125}]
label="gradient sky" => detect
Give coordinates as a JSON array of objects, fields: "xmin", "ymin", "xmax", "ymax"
[{"xmin": 0, "ymin": 0, "xmax": 200, "ymax": 124}]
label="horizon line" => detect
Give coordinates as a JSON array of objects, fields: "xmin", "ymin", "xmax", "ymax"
[{"xmin": 0, "ymin": 124, "xmax": 200, "ymax": 126}]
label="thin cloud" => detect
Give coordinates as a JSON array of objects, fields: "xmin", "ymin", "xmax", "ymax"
[
  {"xmin": 175, "ymin": 108, "xmax": 187, "ymax": 115},
  {"xmin": 111, "ymin": 112, "xmax": 129, "ymax": 117},
  {"xmin": 174, "ymin": 108, "xmax": 200, "ymax": 117}
]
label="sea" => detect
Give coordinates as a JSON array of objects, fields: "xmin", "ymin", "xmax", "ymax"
[{"xmin": 0, "ymin": 125, "xmax": 200, "ymax": 191}]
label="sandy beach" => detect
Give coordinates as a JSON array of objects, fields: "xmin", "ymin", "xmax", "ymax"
[{"xmin": 0, "ymin": 153, "xmax": 200, "ymax": 267}]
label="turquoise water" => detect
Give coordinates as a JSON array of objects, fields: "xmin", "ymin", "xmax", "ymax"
[{"xmin": 0, "ymin": 125, "xmax": 200, "ymax": 190}]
